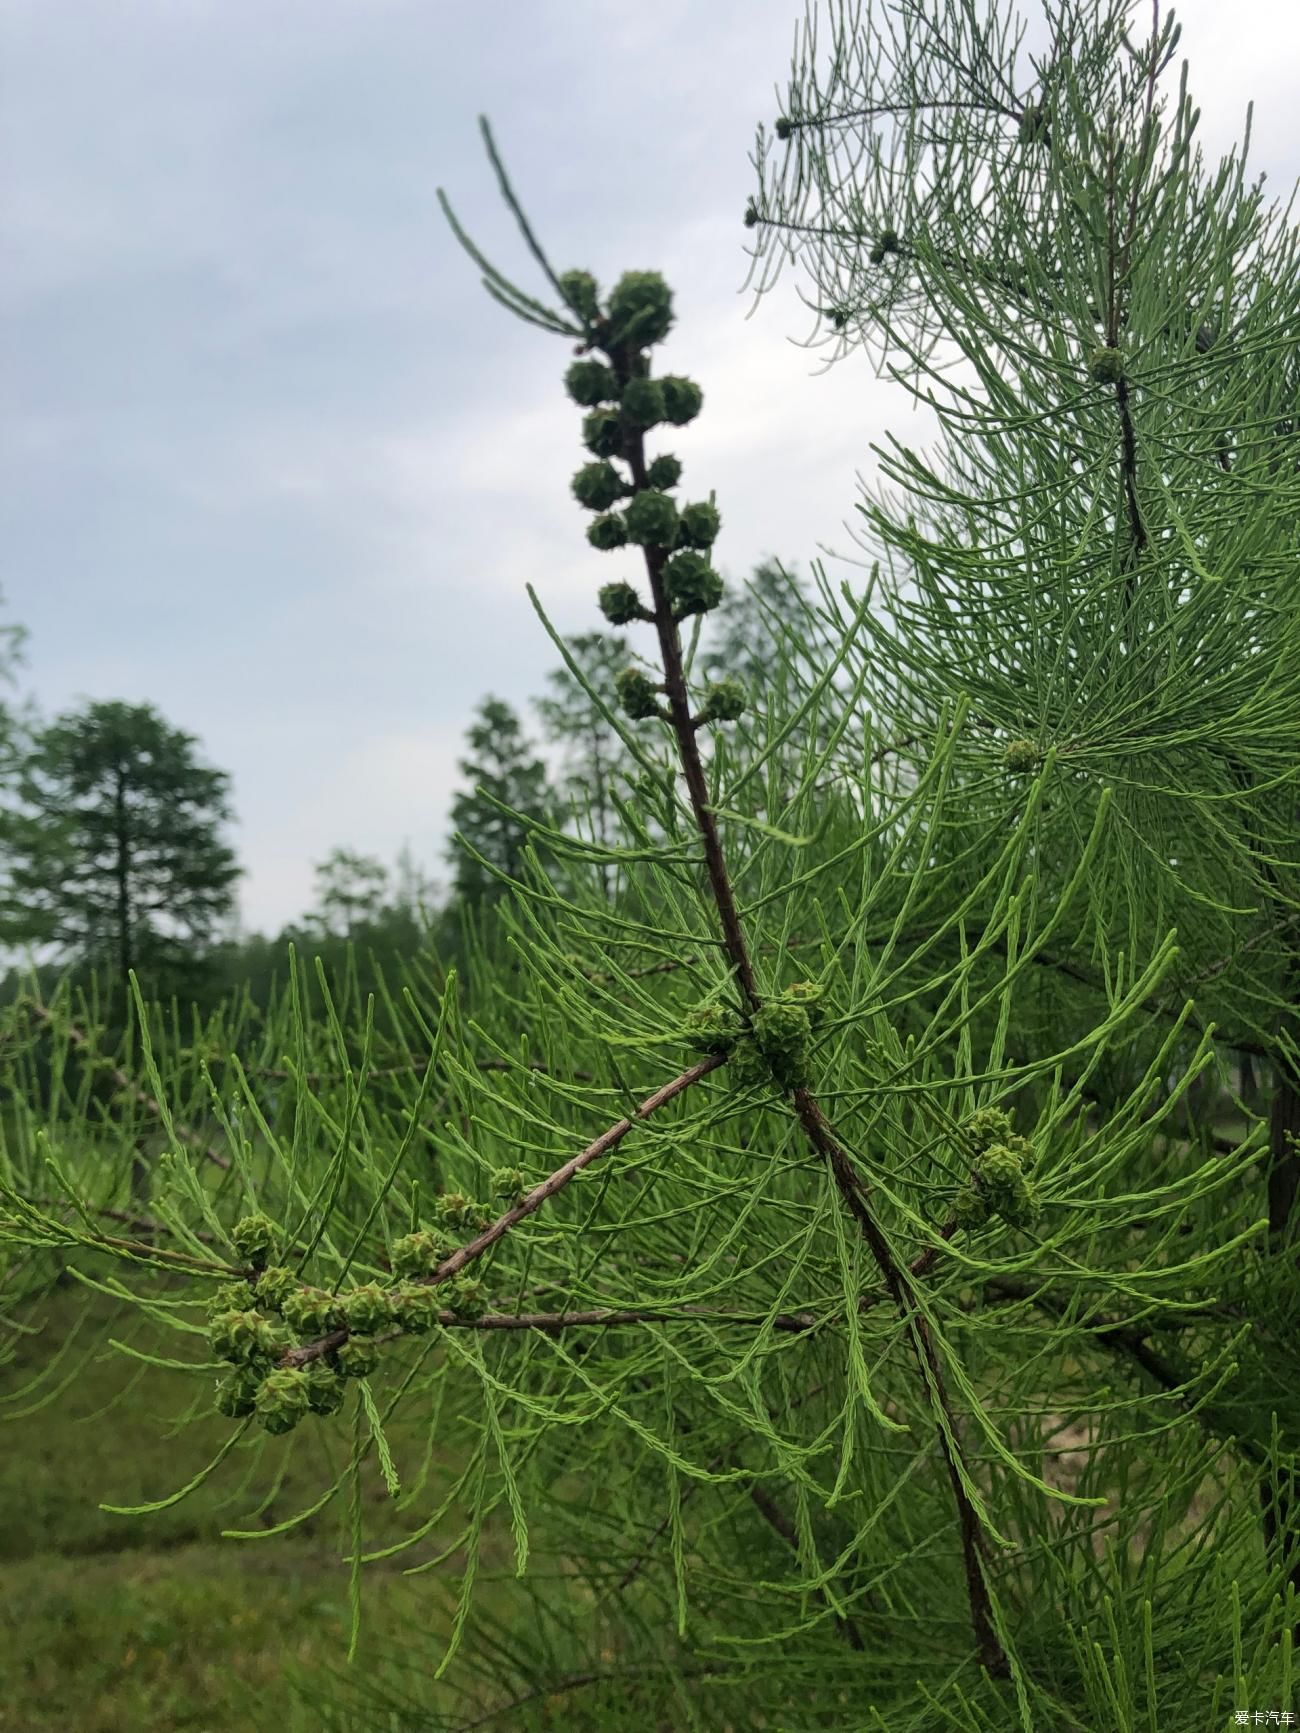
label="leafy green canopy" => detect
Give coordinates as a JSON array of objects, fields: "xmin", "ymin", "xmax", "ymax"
[{"xmin": 2, "ymin": 3, "xmax": 1299, "ymax": 1728}]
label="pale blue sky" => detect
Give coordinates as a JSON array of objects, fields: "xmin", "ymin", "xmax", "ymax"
[{"xmin": 3, "ymin": 0, "xmax": 1296, "ymax": 936}]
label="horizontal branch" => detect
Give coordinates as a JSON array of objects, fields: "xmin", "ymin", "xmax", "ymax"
[
  {"xmin": 30, "ymin": 1198, "xmax": 219, "ymax": 1246},
  {"xmin": 283, "ymin": 1055, "xmax": 727, "ymax": 1368},
  {"xmin": 982, "ymin": 1275, "xmax": 1266, "ymax": 1465}
]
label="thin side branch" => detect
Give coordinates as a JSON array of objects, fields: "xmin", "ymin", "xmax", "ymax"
[{"xmin": 283, "ymin": 1055, "xmax": 727, "ymax": 1367}]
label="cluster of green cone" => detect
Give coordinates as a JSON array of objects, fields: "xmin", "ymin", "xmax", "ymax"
[
  {"xmin": 206, "ymin": 1185, "xmax": 521, "ymax": 1433},
  {"xmin": 685, "ymin": 982, "xmax": 825, "ymax": 1092},
  {"xmin": 952, "ymin": 1108, "xmax": 1042, "ymax": 1229},
  {"xmin": 554, "ymin": 266, "xmax": 746, "ymax": 730}
]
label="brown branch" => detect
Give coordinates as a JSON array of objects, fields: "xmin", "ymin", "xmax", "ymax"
[
  {"xmin": 617, "ymin": 389, "xmax": 1007, "ymax": 1673},
  {"xmin": 1102, "ymin": 107, "xmax": 1148, "ymax": 633},
  {"xmin": 31, "ymin": 1199, "xmax": 219, "ymax": 1246},
  {"xmin": 284, "ymin": 1300, "xmax": 812, "ymax": 1370},
  {"xmin": 746, "ymin": 1479, "xmax": 866, "ymax": 1650},
  {"xmin": 983, "ymin": 1274, "xmax": 1267, "ymax": 1469},
  {"xmin": 433, "ymin": 1303, "xmax": 818, "ymax": 1334},
  {"xmin": 1114, "ymin": 373, "xmax": 1147, "ymax": 559},
  {"xmin": 790, "ymin": 1091, "xmax": 1004, "ymax": 1674},
  {"xmin": 777, "ymin": 97, "xmax": 1016, "ymax": 137},
  {"xmin": 631, "ymin": 471, "xmax": 759, "ymax": 1004},
  {"xmin": 607, "ymin": 1364, "xmax": 866, "ymax": 1650},
  {"xmin": 430, "ymin": 1056, "xmax": 725, "ymax": 1282},
  {"xmin": 613, "ymin": 1377, "xmax": 831, "ymax": 1595},
  {"xmin": 41, "ymin": 1222, "xmax": 231, "ymax": 1275},
  {"xmin": 282, "ymin": 1056, "xmax": 726, "ymax": 1367},
  {"xmin": 611, "ymin": 1247, "xmax": 1263, "ymax": 1602}
]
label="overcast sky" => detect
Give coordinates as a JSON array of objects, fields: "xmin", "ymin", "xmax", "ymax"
[{"xmin": 3, "ymin": 0, "xmax": 1297, "ymax": 938}]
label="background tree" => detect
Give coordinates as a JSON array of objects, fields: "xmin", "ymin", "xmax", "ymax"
[
  {"xmin": 391, "ymin": 840, "xmax": 439, "ymax": 925},
  {"xmin": 308, "ymin": 847, "xmax": 391, "ymax": 940},
  {"xmin": 701, "ymin": 558, "xmax": 852, "ymax": 817},
  {"xmin": 447, "ymin": 695, "xmax": 553, "ymax": 905},
  {"xmin": 702, "ymin": 556, "xmax": 807, "ymax": 685},
  {"xmin": 0, "ymin": 699, "xmax": 240, "ymax": 1007}
]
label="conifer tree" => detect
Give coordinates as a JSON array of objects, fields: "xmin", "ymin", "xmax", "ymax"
[
  {"xmin": 447, "ymin": 695, "xmax": 553, "ymax": 905},
  {"xmin": 0, "ymin": 698, "xmax": 239, "ymax": 1003},
  {"xmin": 0, "ymin": 587, "xmax": 27, "ymax": 783},
  {"xmin": 3, "ymin": 5, "xmax": 1299, "ymax": 1729},
  {"xmin": 392, "ymin": 840, "xmax": 439, "ymax": 924},
  {"xmin": 703, "ymin": 556, "xmax": 807, "ymax": 685},
  {"xmin": 308, "ymin": 847, "xmax": 391, "ymax": 940},
  {"xmin": 745, "ymin": 0, "xmax": 1300, "ymax": 1608}
]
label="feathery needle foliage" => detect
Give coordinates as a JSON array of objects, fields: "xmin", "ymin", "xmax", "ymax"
[{"xmin": 3, "ymin": 3, "xmax": 1300, "ymax": 1726}]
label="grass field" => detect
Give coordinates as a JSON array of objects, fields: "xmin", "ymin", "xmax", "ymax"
[
  {"xmin": 0, "ymin": 1278, "xmax": 466, "ymax": 1732},
  {"xmin": 0, "ymin": 1270, "xmax": 687, "ymax": 1733}
]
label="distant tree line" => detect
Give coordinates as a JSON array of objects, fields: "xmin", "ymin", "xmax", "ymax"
[{"xmin": 0, "ymin": 563, "xmax": 801, "ymax": 1025}]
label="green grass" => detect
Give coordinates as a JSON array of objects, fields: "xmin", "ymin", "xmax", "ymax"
[
  {"xmin": 0, "ymin": 1277, "xmax": 458, "ymax": 1731},
  {"xmin": 0, "ymin": 1273, "xmax": 744, "ymax": 1731},
  {"xmin": 2, "ymin": 1546, "xmax": 369, "ymax": 1732}
]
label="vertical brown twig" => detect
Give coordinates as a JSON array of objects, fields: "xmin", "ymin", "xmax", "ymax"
[{"xmin": 614, "ymin": 376, "xmax": 1007, "ymax": 1676}]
